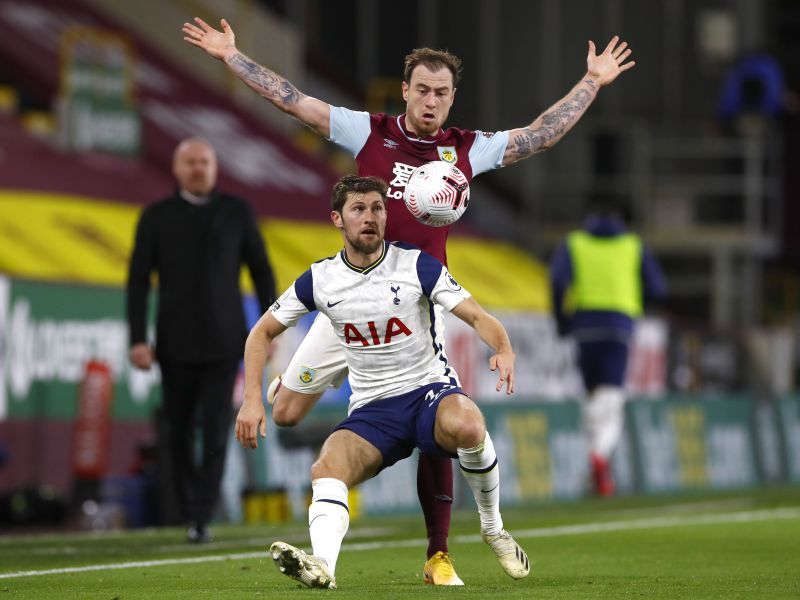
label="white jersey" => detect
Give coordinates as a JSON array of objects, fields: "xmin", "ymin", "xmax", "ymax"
[{"xmin": 269, "ymin": 241, "xmax": 471, "ymax": 412}]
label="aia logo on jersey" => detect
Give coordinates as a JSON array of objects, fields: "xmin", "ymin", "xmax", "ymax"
[
  {"xmin": 344, "ymin": 318, "xmax": 411, "ymax": 346},
  {"xmin": 437, "ymin": 146, "xmax": 457, "ymax": 163},
  {"xmin": 383, "ymin": 138, "xmax": 399, "ymax": 150}
]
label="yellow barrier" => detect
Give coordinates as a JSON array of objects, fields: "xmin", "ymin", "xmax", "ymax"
[
  {"xmin": 0, "ymin": 190, "xmax": 549, "ymax": 311},
  {"xmin": 243, "ymin": 488, "xmax": 291, "ymax": 524}
]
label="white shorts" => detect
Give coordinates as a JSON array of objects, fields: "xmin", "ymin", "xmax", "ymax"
[
  {"xmin": 281, "ymin": 312, "xmax": 348, "ymax": 394},
  {"xmin": 281, "ymin": 305, "xmax": 448, "ymax": 395}
]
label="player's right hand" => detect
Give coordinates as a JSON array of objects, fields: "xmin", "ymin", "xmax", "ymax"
[
  {"xmin": 129, "ymin": 343, "xmax": 154, "ymax": 370},
  {"xmin": 236, "ymin": 396, "xmax": 267, "ymax": 449},
  {"xmin": 182, "ymin": 17, "xmax": 237, "ymax": 61},
  {"xmin": 489, "ymin": 350, "xmax": 515, "ymax": 395}
]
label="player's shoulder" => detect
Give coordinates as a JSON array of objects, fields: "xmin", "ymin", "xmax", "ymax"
[
  {"xmin": 390, "ymin": 241, "xmax": 422, "ymax": 254},
  {"xmin": 441, "ymin": 126, "xmax": 502, "ymax": 147},
  {"xmin": 367, "ymin": 112, "xmax": 396, "ymax": 134},
  {"xmin": 370, "ymin": 112, "xmax": 392, "ymax": 124},
  {"xmin": 440, "ymin": 124, "xmax": 478, "ymax": 143},
  {"xmin": 390, "ymin": 242, "xmax": 444, "ymax": 272},
  {"xmin": 308, "ymin": 254, "xmax": 341, "ymax": 279},
  {"xmin": 311, "ymin": 253, "xmax": 340, "ymax": 266}
]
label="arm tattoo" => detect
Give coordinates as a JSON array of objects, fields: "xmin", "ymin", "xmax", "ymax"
[
  {"xmin": 226, "ymin": 52, "xmax": 305, "ymax": 106},
  {"xmin": 504, "ymin": 83, "xmax": 596, "ymax": 163}
]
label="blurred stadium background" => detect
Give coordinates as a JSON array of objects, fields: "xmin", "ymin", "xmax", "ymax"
[{"xmin": 0, "ymin": 0, "xmax": 799, "ymax": 531}]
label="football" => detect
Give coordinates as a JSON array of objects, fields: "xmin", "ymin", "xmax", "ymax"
[{"xmin": 403, "ymin": 161, "xmax": 470, "ymax": 227}]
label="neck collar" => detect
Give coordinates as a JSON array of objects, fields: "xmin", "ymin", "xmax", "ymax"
[
  {"xmin": 340, "ymin": 241, "xmax": 389, "ymax": 274},
  {"xmin": 397, "ymin": 114, "xmax": 442, "ymax": 143}
]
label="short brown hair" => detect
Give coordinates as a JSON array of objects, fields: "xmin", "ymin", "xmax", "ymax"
[
  {"xmin": 331, "ymin": 175, "xmax": 388, "ymax": 212},
  {"xmin": 403, "ymin": 48, "xmax": 462, "ymax": 87}
]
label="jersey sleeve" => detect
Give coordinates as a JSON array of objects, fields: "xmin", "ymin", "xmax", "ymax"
[
  {"xmin": 469, "ymin": 130, "xmax": 510, "ymax": 175},
  {"xmin": 268, "ymin": 269, "xmax": 315, "ymax": 327},
  {"xmin": 416, "ymin": 252, "xmax": 471, "ymax": 311},
  {"xmin": 328, "ymin": 106, "xmax": 372, "ymax": 157}
]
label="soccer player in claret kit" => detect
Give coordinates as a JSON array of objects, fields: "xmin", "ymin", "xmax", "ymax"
[
  {"xmin": 184, "ymin": 16, "xmax": 634, "ymax": 585},
  {"xmin": 236, "ymin": 175, "xmax": 529, "ymax": 589}
]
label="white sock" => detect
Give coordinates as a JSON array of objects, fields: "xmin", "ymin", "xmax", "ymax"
[
  {"xmin": 457, "ymin": 432, "xmax": 503, "ymax": 535},
  {"xmin": 584, "ymin": 386, "xmax": 626, "ymax": 459},
  {"xmin": 308, "ymin": 478, "xmax": 349, "ymax": 575}
]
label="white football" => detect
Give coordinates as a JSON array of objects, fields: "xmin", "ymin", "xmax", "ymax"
[{"xmin": 403, "ymin": 161, "xmax": 470, "ymax": 227}]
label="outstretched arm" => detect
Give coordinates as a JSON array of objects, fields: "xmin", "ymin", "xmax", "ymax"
[
  {"xmin": 236, "ymin": 312, "xmax": 287, "ymax": 449},
  {"xmin": 502, "ymin": 36, "xmax": 635, "ymax": 166},
  {"xmin": 183, "ymin": 17, "xmax": 331, "ymax": 137},
  {"xmin": 451, "ymin": 297, "xmax": 515, "ymax": 394}
]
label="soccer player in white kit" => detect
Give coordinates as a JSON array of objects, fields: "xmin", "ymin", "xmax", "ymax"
[
  {"xmin": 186, "ymin": 16, "xmax": 634, "ymax": 584},
  {"xmin": 236, "ymin": 175, "xmax": 530, "ymax": 589}
]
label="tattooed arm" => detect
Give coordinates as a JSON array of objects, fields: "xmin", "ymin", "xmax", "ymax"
[
  {"xmin": 502, "ymin": 36, "xmax": 635, "ymax": 166},
  {"xmin": 183, "ymin": 17, "xmax": 331, "ymax": 137}
]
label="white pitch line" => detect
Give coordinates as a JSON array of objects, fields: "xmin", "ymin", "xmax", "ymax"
[
  {"xmin": 2, "ymin": 506, "xmax": 798, "ymax": 580},
  {"xmin": 0, "ymin": 552, "xmax": 266, "ymax": 580}
]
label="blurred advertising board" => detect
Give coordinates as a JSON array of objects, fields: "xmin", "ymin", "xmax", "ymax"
[
  {"xmin": 57, "ymin": 26, "xmax": 141, "ymax": 156},
  {"xmin": 777, "ymin": 397, "xmax": 800, "ymax": 482},
  {"xmin": 0, "ymin": 276, "xmax": 159, "ymax": 421},
  {"xmin": 258, "ymin": 396, "xmax": 764, "ymax": 514},
  {"xmin": 627, "ymin": 396, "xmax": 760, "ymax": 493}
]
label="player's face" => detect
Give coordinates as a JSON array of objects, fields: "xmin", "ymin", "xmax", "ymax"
[
  {"xmin": 402, "ymin": 65, "xmax": 455, "ymax": 137},
  {"xmin": 334, "ymin": 191, "xmax": 387, "ymax": 256},
  {"xmin": 172, "ymin": 140, "xmax": 218, "ymax": 196}
]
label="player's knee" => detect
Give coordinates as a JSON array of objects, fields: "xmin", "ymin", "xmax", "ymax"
[
  {"xmin": 438, "ymin": 394, "xmax": 486, "ymax": 447},
  {"xmin": 456, "ymin": 417, "xmax": 486, "ymax": 448},
  {"xmin": 270, "ymin": 399, "xmax": 302, "ymax": 426},
  {"xmin": 310, "ymin": 456, "xmax": 335, "ymax": 480}
]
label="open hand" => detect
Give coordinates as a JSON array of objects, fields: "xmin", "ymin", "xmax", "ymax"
[
  {"xmin": 489, "ymin": 351, "xmax": 515, "ymax": 395},
  {"xmin": 587, "ymin": 36, "xmax": 635, "ymax": 87},
  {"xmin": 182, "ymin": 17, "xmax": 237, "ymax": 61}
]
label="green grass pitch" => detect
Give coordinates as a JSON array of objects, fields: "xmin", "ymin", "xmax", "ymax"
[{"xmin": 1, "ymin": 486, "xmax": 799, "ymax": 599}]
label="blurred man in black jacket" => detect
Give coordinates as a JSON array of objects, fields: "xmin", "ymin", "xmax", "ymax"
[{"xmin": 126, "ymin": 137, "xmax": 276, "ymax": 542}]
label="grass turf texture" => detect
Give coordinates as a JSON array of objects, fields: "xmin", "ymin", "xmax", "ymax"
[{"xmin": 1, "ymin": 486, "xmax": 799, "ymax": 599}]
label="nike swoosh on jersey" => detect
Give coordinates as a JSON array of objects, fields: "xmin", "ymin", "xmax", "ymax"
[{"xmin": 327, "ymin": 299, "xmax": 344, "ymax": 308}]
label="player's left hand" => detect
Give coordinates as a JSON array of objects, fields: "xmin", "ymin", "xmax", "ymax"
[
  {"xmin": 587, "ymin": 35, "xmax": 635, "ymax": 87},
  {"xmin": 489, "ymin": 351, "xmax": 515, "ymax": 395},
  {"xmin": 235, "ymin": 397, "xmax": 267, "ymax": 449},
  {"xmin": 183, "ymin": 17, "xmax": 237, "ymax": 61}
]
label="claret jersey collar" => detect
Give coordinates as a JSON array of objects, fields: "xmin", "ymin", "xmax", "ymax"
[
  {"xmin": 339, "ymin": 241, "xmax": 389, "ymax": 274},
  {"xmin": 397, "ymin": 114, "xmax": 443, "ymax": 144}
]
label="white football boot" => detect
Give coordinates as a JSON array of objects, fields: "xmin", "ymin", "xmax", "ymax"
[
  {"xmin": 270, "ymin": 541, "xmax": 336, "ymax": 589},
  {"xmin": 266, "ymin": 375, "xmax": 283, "ymax": 406},
  {"xmin": 481, "ymin": 529, "xmax": 530, "ymax": 579}
]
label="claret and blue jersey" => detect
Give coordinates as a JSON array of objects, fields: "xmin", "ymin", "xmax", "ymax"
[
  {"xmin": 269, "ymin": 241, "xmax": 471, "ymax": 413},
  {"xmin": 328, "ymin": 106, "xmax": 509, "ymax": 265}
]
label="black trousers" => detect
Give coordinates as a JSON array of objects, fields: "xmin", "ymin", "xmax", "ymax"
[{"xmin": 158, "ymin": 360, "xmax": 239, "ymax": 525}]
